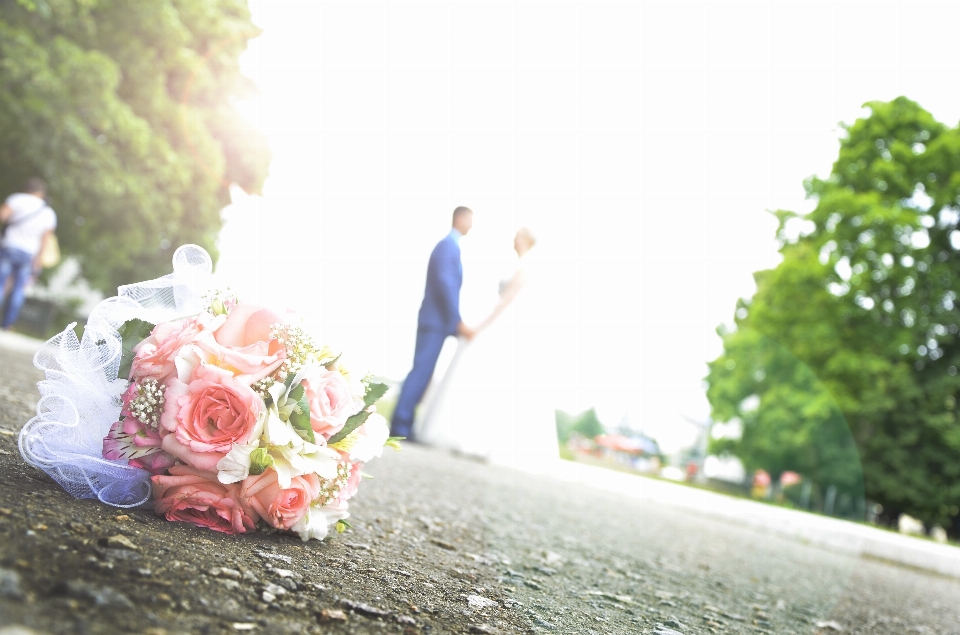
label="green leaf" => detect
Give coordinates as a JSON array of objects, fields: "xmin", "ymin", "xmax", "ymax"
[
  {"xmin": 362, "ymin": 382, "xmax": 389, "ymax": 408},
  {"xmin": 288, "ymin": 384, "xmax": 305, "ymax": 402},
  {"xmin": 288, "ymin": 385, "xmax": 315, "ymax": 444},
  {"xmin": 249, "ymin": 447, "xmax": 273, "ymax": 475},
  {"xmin": 385, "ymin": 436, "xmax": 404, "ymax": 451},
  {"xmin": 327, "ymin": 410, "xmax": 370, "ymax": 445},
  {"xmin": 116, "ymin": 318, "xmax": 155, "ymax": 379},
  {"xmin": 323, "ymin": 353, "xmax": 341, "ymax": 370}
]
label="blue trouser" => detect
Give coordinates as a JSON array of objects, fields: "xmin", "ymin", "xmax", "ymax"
[
  {"xmin": 0, "ymin": 247, "xmax": 33, "ymax": 329},
  {"xmin": 391, "ymin": 327, "xmax": 449, "ymax": 438}
]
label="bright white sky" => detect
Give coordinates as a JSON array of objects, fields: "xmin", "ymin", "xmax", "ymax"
[{"xmin": 216, "ymin": 1, "xmax": 960, "ymax": 453}]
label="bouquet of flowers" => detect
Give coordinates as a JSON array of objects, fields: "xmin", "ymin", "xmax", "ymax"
[{"xmin": 18, "ymin": 245, "xmax": 397, "ymax": 541}]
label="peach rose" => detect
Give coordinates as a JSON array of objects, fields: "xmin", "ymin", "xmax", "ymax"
[
  {"xmin": 301, "ymin": 368, "xmax": 357, "ymax": 439},
  {"xmin": 130, "ymin": 314, "xmax": 221, "ymax": 382},
  {"xmin": 152, "ymin": 464, "xmax": 257, "ymax": 534},
  {"xmin": 238, "ymin": 469, "xmax": 320, "ymax": 530},
  {"xmin": 160, "ymin": 433, "xmax": 225, "ymax": 472},
  {"xmin": 193, "ymin": 337, "xmax": 286, "ymax": 386},
  {"xmin": 213, "ymin": 303, "xmax": 282, "ymax": 348},
  {"xmin": 162, "ymin": 364, "xmax": 263, "ymax": 454}
]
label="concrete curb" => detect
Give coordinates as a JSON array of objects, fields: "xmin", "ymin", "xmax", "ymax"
[{"xmin": 552, "ymin": 460, "xmax": 960, "ymax": 579}]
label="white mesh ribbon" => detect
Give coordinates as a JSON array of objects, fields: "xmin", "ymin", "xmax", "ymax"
[{"xmin": 18, "ymin": 245, "xmax": 214, "ymax": 508}]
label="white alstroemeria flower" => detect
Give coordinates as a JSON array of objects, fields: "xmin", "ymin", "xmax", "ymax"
[
  {"xmin": 276, "ymin": 443, "xmax": 339, "ymax": 480},
  {"xmin": 263, "ymin": 409, "xmax": 298, "ymax": 447},
  {"xmin": 292, "ymin": 502, "xmax": 349, "ymax": 542},
  {"xmin": 216, "ymin": 442, "xmax": 260, "ymax": 484},
  {"xmin": 291, "ymin": 506, "xmax": 329, "ymax": 542},
  {"xmin": 268, "ymin": 452, "xmax": 300, "ymax": 489},
  {"xmin": 267, "ymin": 380, "xmax": 288, "ymax": 407},
  {"xmin": 345, "ymin": 413, "xmax": 390, "ymax": 462}
]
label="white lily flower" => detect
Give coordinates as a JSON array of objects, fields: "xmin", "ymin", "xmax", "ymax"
[{"xmin": 216, "ymin": 442, "xmax": 259, "ymax": 484}]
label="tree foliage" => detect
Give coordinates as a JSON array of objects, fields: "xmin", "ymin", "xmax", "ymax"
[
  {"xmin": 0, "ymin": 0, "xmax": 270, "ymax": 292},
  {"xmin": 707, "ymin": 97, "xmax": 960, "ymax": 532},
  {"xmin": 556, "ymin": 408, "xmax": 605, "ymax": 443}
]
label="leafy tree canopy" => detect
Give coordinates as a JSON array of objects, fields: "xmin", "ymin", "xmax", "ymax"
[
  {"xmin": 0, "ymin": 0, "xmax": 270, "ymax": 292},
  {"xmin": 556, "ymin": 407, "xmax": 605, "ymax": 443},
  {"xmin": 707, "ymin": 97, "xmax": 960, "ymax": 532}
]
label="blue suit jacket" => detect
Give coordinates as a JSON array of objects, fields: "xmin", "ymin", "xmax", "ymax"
[{"xmin": 417, "ymin": 234, "xmax": 462, "ymax": 335}]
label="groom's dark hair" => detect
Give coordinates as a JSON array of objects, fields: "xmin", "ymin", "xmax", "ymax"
[
  {"xmin": 452, "ymin": 206, "xmax": 473, "ymax": 224},
  {"xmin": 24, "ymin": 177, "xmax": 47, "ymax": 195}
]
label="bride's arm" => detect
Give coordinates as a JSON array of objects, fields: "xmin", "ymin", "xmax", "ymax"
[{"xmin": 476, "ymin": 270, "xmax": 527, "ymax": 333}]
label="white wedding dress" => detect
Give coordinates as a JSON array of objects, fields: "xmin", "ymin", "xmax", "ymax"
[{"xmin": 414, "ymin": 249, "xmax": 560, "ymax": 474}]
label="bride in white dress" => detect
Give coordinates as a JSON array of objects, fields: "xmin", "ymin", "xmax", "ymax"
[{"xmin": 414, "ymin": 228, "xmax": 560, "ymax": 474}]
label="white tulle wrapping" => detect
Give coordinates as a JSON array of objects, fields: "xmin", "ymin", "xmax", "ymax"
[{"xmin": 18, "ymin": 245, "xmax": 214, "ymax": 508}]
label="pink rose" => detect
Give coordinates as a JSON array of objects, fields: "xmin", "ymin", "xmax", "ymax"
[
  {"xmin": 238, "ymin": 469, "xmax": 320, "ymax": 530},
  {"xmin": 301, "ymin": 368, "xmax": 356, "ymax": 439},
  {"xmin": 193, "ymin": 338, "xmax": 286, "ymax": 386},
  {"xmin": 162, "ymin": 364, "xmax": 263, "ymax": 454},
  {"xmin": 214, "ymin": 303, "xmax": 282, "ymax": 348},
  {"xmin": 130, "ymin": 314, "xmax": 221, "ymax": 382},
  {"xmin": 160, "ymin": 433, "xmax": 225, "ymax": 472},
  {"xmin": 152, "ymin": 464, "xmax": 257, "ymax": 534}
]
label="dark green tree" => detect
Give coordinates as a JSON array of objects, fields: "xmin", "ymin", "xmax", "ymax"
[
  {"xmin": 0, "ymin": 0, "xmax": 270, "ymax": 292},
  {"xmin": 556, "ymin": 408, "xmax": 605, "ymax": 443},
  {"xmin": 707, "ymin": 97, "xmax": 960, "ymax": 532}
]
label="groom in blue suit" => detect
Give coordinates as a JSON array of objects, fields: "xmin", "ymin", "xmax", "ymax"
[{"xmin": 391, "ymin": 206, "xmax": 476, "ymax": 440}]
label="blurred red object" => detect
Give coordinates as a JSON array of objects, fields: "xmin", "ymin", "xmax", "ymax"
[
  {"xmin": 780, "ymin": 471, "xmax": 802, "ymax": 487},
  {"xmin": 753, "ymin": 469, "xmax": 771, "ymax": 487}
]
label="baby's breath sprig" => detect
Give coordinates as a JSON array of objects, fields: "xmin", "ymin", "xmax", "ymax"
[
  {"xmin": 201, "ymin": 287, "xmax": 239, "ymax": 316},
  {"xmin": 127, "ymin": 378, "xmax": 165, "ymax": 430},
  {"xmin": 269, "ymin": 322, "xmax": 327, "ymax": 380},
  {"xmin": 251, "ymin": 376, "xmax": 276, "ymax": 399},
  {"xmin": 316, "ymin": 461, "xmax": 351, "ymax": 507}
]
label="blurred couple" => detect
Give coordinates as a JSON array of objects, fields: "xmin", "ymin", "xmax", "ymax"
[{"xmin": 390, "ymin": 206, "xmax": 559, "ymax": 474}]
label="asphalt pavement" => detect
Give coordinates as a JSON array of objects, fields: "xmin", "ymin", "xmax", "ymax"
[{"xmin": 1, "ymin": 335, "xmax": 958, "ymax": 635}]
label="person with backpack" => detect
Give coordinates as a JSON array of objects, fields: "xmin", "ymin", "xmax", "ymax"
[{"xmin": 0, "ymin": 177, "xmax": 57, "ymax": 330}]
